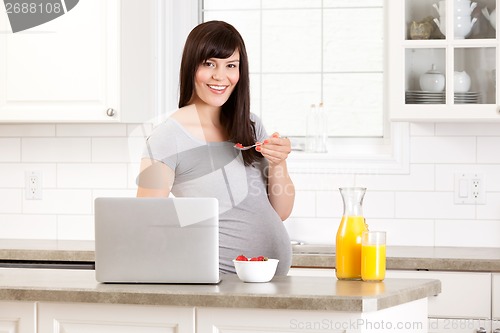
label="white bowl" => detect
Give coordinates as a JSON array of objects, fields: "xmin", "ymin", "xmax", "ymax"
[{"xmin": 233, "ymin": 259, "xmax": 279, "ymax": 283}]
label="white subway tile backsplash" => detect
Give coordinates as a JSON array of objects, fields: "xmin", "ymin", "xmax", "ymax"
[
  {"xmin": 0, "ymin": 164, "xmax": 57, "ymax": 188},
  {"xmin": 367, "ymin": 219, "xmax": 434, "ymax": 247},
  {"xmin": 0, "ymin": 214, "xmax": 57, "ymax": 239},
  {"xmin": 364, "ymin": 191, "xmax": 395, "ymax": 219},
  {"xmin": 435, "ymin": 219, "xmax": 500, "ymax": 247},
  {"xmin": 57, "ymin": 124, "xmax": 126, "ymax": 137},
  {"xmin": 477, "ymin": 192, "xmax": 500, "ymax": 220},
  {"xmin": 0, "ymin": 189, "xmax": 22, "ymax": 213},
  {"xmin": 0, "ymin": 139, "xmax": 21, "ymax": 162},
  {"xmin": 356, "ymin": 164, "xmax": 435, "ymax": 191},
  {"xmin": 57, "ymin": 164, "xmax": 128, "ymax": 189},
  {"xmin": 435, "ymin": 164, "xmax": 500, "ymax": 191},
  {"xmin": 291, "ymin": 172, "xmax": 355, "ymax": 191},
  {"xmin": 22, "ymin": 190, "xmax": 92, "ymax": 214},
  {"xmin": 316, "ymin": 191, "xmax": 343, "ymax": 218},
  {"xmin": 22, "ymin": 138, "xmax": 91, "ymax": 162},
  {"xmin": 284, "ymin": 217, "xmax": 337, "ymax": 245},
  {"xmin": 0, "ymin": 124, "xmax": 55, "ymax": 137},
  {"xmin": 92, "ymin": 138, "xmax": 144, "ymax": 163},
  {"xmin": 477, "ymin": 137, "xmax": 500, "ymax": 163},
  {"xmin": 395, "ymin": 192, "xmax": 475, "ymax": 219},
  {"xmin": 0, "ymin": 120, "xmax": 498, "ymax": 248},
  {"xmin": 436, "ymin": 123, "xmax": 500, "ymax": 136},
  {"xmin": 57, "ymin": 215, "xmax": 94, "ymax": 240},
  {"xmin": 291, "ymin": 191, "xmax": 316, "ymax": 217},
  {"xmin": 410, "ymin": 137, "xmax": 476, "ymax": 164},
  {"xmin": 127, "ymin": 123, "xmax": 153, "ymax": 137}
]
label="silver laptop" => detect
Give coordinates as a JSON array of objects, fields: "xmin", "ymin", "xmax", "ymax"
[{"xmin": 94, "ymin": 197, "xmax": 220, "ymax": 284}]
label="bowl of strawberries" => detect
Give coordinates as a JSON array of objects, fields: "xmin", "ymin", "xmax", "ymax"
[{"xmin": 232, "ymin": 255, "xmax": 279, "ymax": 283}]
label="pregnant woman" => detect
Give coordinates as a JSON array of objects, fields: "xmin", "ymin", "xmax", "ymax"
[{"xmin": 136, "ymin": 21, "xmax": 295, "ymax": 275}]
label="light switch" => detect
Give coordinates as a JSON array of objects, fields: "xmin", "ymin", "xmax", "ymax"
[
  {"xmin": 454, "ymin": 173, "xmax": 486, "ymax": 205},
  {"xmin": 459, "ymin": 179, "xmax": 468, "ymax": 198}
]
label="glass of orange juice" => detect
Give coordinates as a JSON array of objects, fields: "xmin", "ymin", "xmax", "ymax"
[{"xmin": 361, "ymin": 231, "xmax": 386, "ymax": 282}]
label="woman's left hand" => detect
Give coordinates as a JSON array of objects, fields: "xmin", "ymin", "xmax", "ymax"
[{"xmin": 255, "ymin": 132, "xmax": 291, "ymax": 165}]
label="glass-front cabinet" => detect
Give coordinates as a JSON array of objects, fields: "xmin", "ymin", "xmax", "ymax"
[{"xmin": 388, "ymin": 0, "xmax": 499, "ymax": 121}]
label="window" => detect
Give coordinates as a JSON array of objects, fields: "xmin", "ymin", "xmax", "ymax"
[
  {"xmin": 160, "ymin": 0, "xmax": 409, "ymax": 174},
  {"xmin": 202, "ymin": 0, "xmax": 384, "ymax": 138}
]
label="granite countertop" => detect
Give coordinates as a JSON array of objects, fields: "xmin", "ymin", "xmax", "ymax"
[
  {"xmin": 292, "ymin": 245, "xmax": 500, "ymax": 272},
  {"xmin": 0, "ymin": 240, "xmax": 499, "ymax": 272},
  {"xmin": 0, "ymin": 267, "xmax": 440, "ymax": 312}
]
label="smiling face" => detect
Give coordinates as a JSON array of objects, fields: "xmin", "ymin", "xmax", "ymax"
[{"xmin": 190, "ymin": 50, "xmax": 240, "ymax": 109}]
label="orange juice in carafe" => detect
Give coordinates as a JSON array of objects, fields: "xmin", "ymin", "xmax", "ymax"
[{"xmin": 335, "ymin": 187, "xmax": 368, "ymax": 280}]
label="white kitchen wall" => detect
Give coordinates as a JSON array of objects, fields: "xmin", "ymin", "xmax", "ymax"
[
  {"xmin": 285, "ymin": 122, "xmax": 500, "ymax": 248},
  {"xmin": 0, "ymin": 122, "xmax": 499, "ymax": 248}
]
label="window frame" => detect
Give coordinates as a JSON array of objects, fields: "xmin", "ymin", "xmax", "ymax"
[{"xmin": 158, "ymin": 0, "xmax": 409, "ymax": 175}]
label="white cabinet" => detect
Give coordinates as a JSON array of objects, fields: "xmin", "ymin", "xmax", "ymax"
[
  {"xmin": 0, "ymin": 0, "xmax": 156, "ymax": 123},
  {"xmin": 428, "ymin": 318, "xmax": 491, "ymax": 333},
  {"xmin": 386, "ymin": 270, "xmax": 491, "ymax": 319},
  {"xmin": 37, "ymin": 302, "xmax": 194, "ymax": 333},
  {"xmin": 494, "ymin": 273, "xmax": 500, "ymax": 319},
  {"xmin": 0, "ymin": 301, "xmax": 36, "ymax": 333},
  {"xmin": 388, "ymin": 0, "xmax": 500, "ymax": 121},
  {"xmin": 197, "ymin": 300, "xmax": 428, "ymax": 333}
]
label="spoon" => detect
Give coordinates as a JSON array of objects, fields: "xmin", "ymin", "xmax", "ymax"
[{"xmin": 233, "ymin": 142, "xmax": 261, "ymax": 151}]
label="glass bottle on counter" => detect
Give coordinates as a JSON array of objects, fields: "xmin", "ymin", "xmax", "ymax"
[
  {"xmin": 335, "ymin": 187, "xmax": 368, "ymax": 280},
  {"xmin": 305, "ymin": 103, "xmax": 328, "ymax": 153}
]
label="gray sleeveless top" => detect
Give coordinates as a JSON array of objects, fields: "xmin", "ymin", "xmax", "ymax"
[{"xmin": 142, "ymin": 114, "xmax": 292, "ymax": 275}]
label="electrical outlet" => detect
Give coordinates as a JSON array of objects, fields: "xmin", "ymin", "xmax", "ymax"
[
  {"xmin": 454, "ymin": 173, "xmax": 485, "ymax": 205},
  {"xmin": 25, "ymin": 170, "xmax": 42, "ymax": 200}
]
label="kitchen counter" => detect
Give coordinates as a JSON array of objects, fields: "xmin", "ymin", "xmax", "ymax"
[
  {"xmin": 292, "ymin": 244, "xmax": 500, "ymax": 272},
  {"xmin": 1, "ymin": 240, "xmax": 499, "ymax": 272},
  {"xmin": 0, "ymin": 267, "xmax": 440, "ymax": 312}
]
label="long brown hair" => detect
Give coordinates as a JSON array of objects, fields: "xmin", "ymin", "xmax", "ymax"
[{"xmin": 178, "ymin": 20, "xmax": 262, "ymax": 166}]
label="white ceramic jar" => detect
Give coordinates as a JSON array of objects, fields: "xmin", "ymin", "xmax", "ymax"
[
  {"xmin": 454, "ymin": 71, "xmax": 471, "ymax": 92},
  {"xmin": 420, "ymin": 65, "xmax": 445, "ymax": 92}
]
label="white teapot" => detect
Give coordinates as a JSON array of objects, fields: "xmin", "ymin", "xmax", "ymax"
[
  {"xmin": 482, "ymin": 7, "xmax": 496, "ymax": 30},
  {"xmin": 433, "ymin": 1, "xmax": 478, "ymax": 16},
  {"xmin": 454, "ymin": 71, "xmax": 471, "ymax": 92},
  {"xmin": 433, "ymin": 16, "xmax": 478, "ymax": 38}
]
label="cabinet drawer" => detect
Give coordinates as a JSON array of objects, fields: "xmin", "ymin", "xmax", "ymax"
[
  {"xmin": 387, "ymin": 270, "xmax": 491, "ymax": 319},
  {"xmin": 493, "ymin": 274, "xmax": 500, "ymax": 319}
]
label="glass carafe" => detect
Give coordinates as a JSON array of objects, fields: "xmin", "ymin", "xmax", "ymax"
[{"xmin": 335, "ymin": 187, "xmax": 368, "ymax": 280}]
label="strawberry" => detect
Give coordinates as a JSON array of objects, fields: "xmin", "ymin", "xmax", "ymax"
[
  {"xmin": 235, "ymin": 255, "xmax": 248, "ymax": 261},
  {"xmin": 249, "ymin": 256, "xmax": 268, "ymax": 261}
]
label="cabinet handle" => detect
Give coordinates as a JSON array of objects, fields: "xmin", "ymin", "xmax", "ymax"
[
  {"xmin": 493, "ymin": 329, "xmax": 500, "ymax": 333},
  {"xmin": 476, "ymin": 327, "xmax": 487, "ymax": 333},
  {"xmin": 106, "ymin": 108, "xmax": 116, "ymax": 117}
]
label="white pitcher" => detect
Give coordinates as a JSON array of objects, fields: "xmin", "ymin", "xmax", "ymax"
[{"xmin": 433, "ymin": 16, "xmax": 478, "ymax": 38}]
